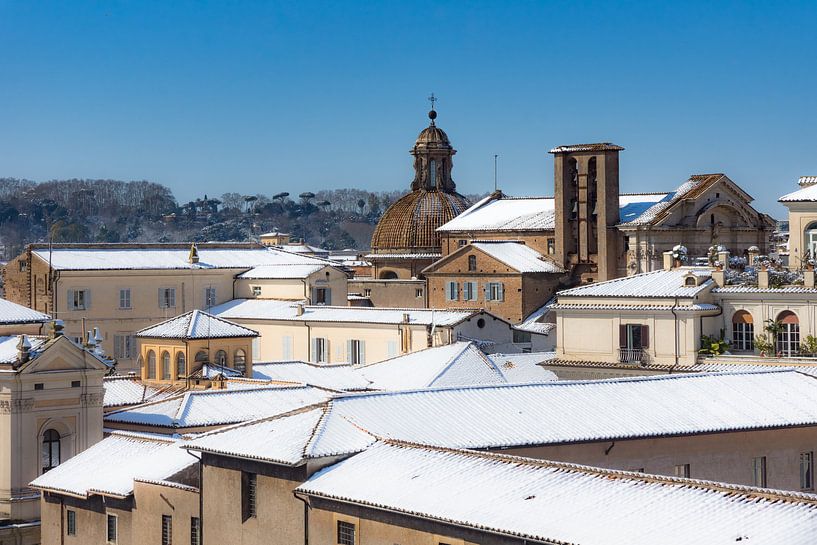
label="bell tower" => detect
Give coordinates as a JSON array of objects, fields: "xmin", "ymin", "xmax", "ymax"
[{"xmin": 550, "ymin": 143, "xmax": 624, "ymax": 282}]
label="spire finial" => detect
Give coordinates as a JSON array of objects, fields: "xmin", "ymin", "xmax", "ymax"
[{"xmin": 427, "ymin": 93, "xmax": 438, "ymax": 125}]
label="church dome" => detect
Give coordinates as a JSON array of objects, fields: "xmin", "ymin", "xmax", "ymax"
[
  {"xmin": 371, "ymin": 189, "xmax": 470, "ymax": 253},
  {"xmin": 370, "ymin": 107, "xmax": 470, "ymax": 254}
]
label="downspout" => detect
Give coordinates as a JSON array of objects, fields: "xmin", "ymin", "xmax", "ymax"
[
  {"xmin": 292, "ymin": 491, "xmax": 310, "ymax": 545},
  {"xmin": 60, "ymin": 496, "xmax": 65, "ymax": 545},
  {"xmin": 186, "ymin": 450, "xmax": 204, "ymax": 545},
  {"xmin": 301, "ymin": 279, "xmax": 309, "ymax": 304},
  {"xmin": 670, "ymin": 297, "xmax": 679, "ymax": 372}
]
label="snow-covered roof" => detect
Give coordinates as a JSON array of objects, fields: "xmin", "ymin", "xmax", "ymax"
[
  {"xmin": 297, "ymin": 441, "xmax": 817, "ymax": 545},
  {"xmin": 549, "ymin": 142, "xmax": 625, "ymax": 153},
  {"xmin": 30, "ymin": 432, "xmax": 195, "ymax": 499},
  {"xmin": 514, "ymin": 301, "xmax": 555, "ymax": 335},
  {"xmin": 236, "ymin": 264, "xmax": 327, "ymax": 279},
  {"xmin": 0, "ymin": 297, "xmax": 50, "ymax": 325},
  {"xmin": 324, "ymin": 370, "xmax": 817, "ymax": 450},
  {"xmin": 799, "ymin": 176, "xmax": 817, "ymax": 187},
  {"xmin": 211, "ymin": 299, "xmax": 479, "ymax": 326},
  {"xmin": 276, "ymin": 243, "xmax": 329, "ymax": 256},
  {"xmin": 557, "ymin": 268, "xmax": 713, "ymax": 298},
  {"xmin": 713, "ymin": 286, "xmax": 817, "ymax": 294},
  {"xmin": 32, "ymin": 245, "xmax": 329, "ymax": 271},
  {"xmin": 364, "ymin": 253, "xmax": 442, "ymax": 259},
  {"xmin": 470, "ymin": 241, "xmax": 565, "ymax": 273},
  {"xmin": 488, "ymin": 352, "xmax": 558, "ymax": 383},
  {"xmin": 104, "ymin": 384, "xmax": 331, "ymax": 429},
  {"xmin": 619, "ymin": 174, "xmax": 736, "ymax": 226},
  {"xmin": 136, "ymin": 310, "xmax": 258, "ymax": 339},
  {"xmin": 358, "ymin": 342, "xmax": 506, "ymax": 390},
  {"xmin": 252, "ymin": 361, "xmax": 371, "ymax": 391},
  {"xmin": 780, "ymin": 183, "xmax": 817, "ymax": 202},
  {"xmin": 548, "ymin": 303, "xmax": 720, "ymax": 312},
  {"xmin": 185, "ymin": 406, "xmax": 374, "ymax": 465},
  {"xmin": 0, "ymin": 335, "xmax": 48, "ymax": 364},
  {"xmin": 103, "ymin": 376, "xmax": 179, "ymax": 408},
  {"xmin": 437, "ymin": 193, "xmax": 671, "ymax": 233}
]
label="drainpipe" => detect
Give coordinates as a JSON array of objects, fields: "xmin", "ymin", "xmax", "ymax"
[
  {"xmin": 670, "ymin": 297, "xmax": 679, "ymax": 371},
  {"xmin": 292, "ymin": 491, "xmax": 310, "ymax": 545}
]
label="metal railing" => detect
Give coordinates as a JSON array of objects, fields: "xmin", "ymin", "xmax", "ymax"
[{"xmin": 618, "ymin": 347, "xmax": 644, "ymax": 364}]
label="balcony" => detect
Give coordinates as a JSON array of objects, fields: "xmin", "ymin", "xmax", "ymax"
[{"xmin": 618, "ymin": 347, "xmax": 644, "ymax": 364}]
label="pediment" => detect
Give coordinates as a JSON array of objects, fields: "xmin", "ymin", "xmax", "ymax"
[{"xmin": 19, "ymin": 336, "xmax": 108, "ymax": 374}]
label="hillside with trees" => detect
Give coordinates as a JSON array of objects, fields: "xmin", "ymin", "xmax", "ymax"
[{"xmin": 0, "ymin": 178, "xmax": 486, "ymax": 259}]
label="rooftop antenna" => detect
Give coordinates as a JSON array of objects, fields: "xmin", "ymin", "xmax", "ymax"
[{"xmin": 494, "ymin": 154, "xmax": 499, "ymax": 192}]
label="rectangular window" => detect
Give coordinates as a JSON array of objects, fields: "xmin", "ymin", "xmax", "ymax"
[
  {"xmin": 801, "ymin": 452, "xmax": 814, "ymax": 490},
  {"xmin": 67, "ymin": 509, "xmax": 76, "ymax": 536},
  {"xmin": 242, "ymin": 472, "xmax": 257, "ymax": 521},
  {"xmin": 547, "ymin": 238, "xmax": 555, "ymax": 255},
  {"xmin": 190, "ymin": 517, "xmax": 201, "ymax": 545},
  {"xmin": 314, "ymin": 287, "xmax": 330, "ymax": 305},
  {"xmin": 363, "ymin": 288, "xmax": 372, "ymax": 297},
  {"xmin": 34, "ymin": 383, "xmax": 44, "ymax": 390},
  {"xmin": 282, "ymin": 336, "xmax": 293, "ymax": 360},
  {"xmin": 446, "ymin": 281, "xmax": 458, "ymax": 301},
  {"xmin": 71, "ymin": 380, "xmax": 81, "ymax": 388},
  {"xmin": 19, "ymin": 261, "xmax": 27, "ymax": 272},
  {"xmin": 513, "ymin": 329, "xmax": 532, "ymax": 343},
  {"xmin": 161, "ymin": 515, "xmax": 172, "ymax": 545},
  {"xmin": 387, "ymin": 340, "xmax": 398, "ymax": 358},
  {"xmin": 457, "ymin": 239, "xmax": 467, "ymax": 247},
  {"xmin": 674, "ymin": 464, "xmax": 690, "ymax": 478},
  {"xmin": 68, "ymin": 289, "xmax": 89, "ymax": 311},
  {"xmin": 311, "ymin": 338, "xmax": 329, "ymax": 363},
  {"xmin": 415, "ymin": 288, "xmax": 424, "ymax": 298},
  {"xmin": 337, "ymin": 520, "xmax": 356, "ymax": 545},
  {"xmin": 485, "ymin": 282, "xmax": 504, "ymax": 301},
  {"xmin": 347, "ymin": 340, "xmax": 366, "ymax": 365},
  {"xmin": 204, "ymin": 287, "xmax": 217, "ymax": 308},
  {"xmin": 251, "ymin": 286, "xmax": 262, "ymax": 297},
  {"xmin": 106, "ymin": 514, "xmax": 117, "ymax": 543},
  {"xmin": 753, "ymin": 456, "xmax": 767, "ymax": 487},
  {"xmin": 114, "ymin": 334, "xmax": 135, "ymax": 360},
  {"xmin": 118, "ymin": 288, "xmax": 131, "ymax": 309},
  {"xmin": 158, "ymin": 288, "xmax": 176, "ymax": 309},
  {"xmin": 463, "ymin": 281, "xmax": 478, "ymax": 301},
  {"xmin": 732, "ymin": 322, "xmax": 754, "ymax": 351}
]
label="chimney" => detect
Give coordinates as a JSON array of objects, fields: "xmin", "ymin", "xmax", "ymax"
[
  {"xmin": 805, "ymin": 270, "xmax": 816, "ymax": 288},
  {"xmin": 50, "ymin": 319, "xmax": 65, "ymax": 338},
  {"xmin": 85, "ymin": 331, "xmax": 96, "ymax": 349},
  {"xmin": 296, "ymin": 303, "xmax": 304, "ymax": 316},
  {"xmin": 717, "ymin": 249, "xmax": 730, "ymax": 271},
  {"xmin": 758, "ymin": 266, "xmax": 770, "ymax": 289},
  {"xmin": 747, "ymin": 246, "xmax": 760, "ymax": 267},
  {"xmin": 663, "ymin": 251, "xmax": 674, "ymax": 271},
  {"xmin": 16, "ymin": 335, "xmax": 31, "ymax": 365}
]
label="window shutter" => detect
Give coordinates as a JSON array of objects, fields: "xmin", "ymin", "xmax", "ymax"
[
  {"xmin": 67, "ymin": 289, "xmax": 74, "ymax": 310},
  {"xmin": 346, "ymin": 340, "xmax": 353, "ymax": 363},
  {"xmin": 323, "ymin": 339, "xmax": 329, "ymax": 362},
  {"xmin": 84, "ymin": 290, "xmax": 90, "ymax": 310},
  {"xmin": 158, "ymin": 288, "xmax": 164, "ymax": 309},
  {"xmin": 498, "ymin": 283, "xmax": 504, "ymax": 302},
  {"xmin": 169, "ymin": 289, "xmax": 176, "ymax": 308},
  {"xmin": 325, "ymin": 288, "xmax": 332, "ymax": 306},
  {"xmin": 359, "ymin": 341, "xmax": 365, "ymax": 365},
  {"xmin": 641, "ymin": 325, "xmax": 650, "ymax": 348},
  {"xmin": 619, "ymin": 325, "xmax": 627, "ymax": 348},
  {"xmin": 252, "ymin": 337, "xmax": 261, "ymax": 360},
  {"xmin": 310, "ymin": 338, "xmax": 317, "ymax": 362}
]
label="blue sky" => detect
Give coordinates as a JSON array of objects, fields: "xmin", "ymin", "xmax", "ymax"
[{"xmin": 1, "ymin": 1, "xmax": 815, "ymax": 217}]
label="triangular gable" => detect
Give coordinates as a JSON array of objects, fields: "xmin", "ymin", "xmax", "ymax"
[
  {"xmin": 422, "ymin": 242, "xmax": 526, "ymax": 275},
  {"xmin": 19, "ymin": 335, "xmax": 108, "ymax": 374}
]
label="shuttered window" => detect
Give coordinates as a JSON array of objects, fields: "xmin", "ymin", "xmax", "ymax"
[
  {"xmin": 347, "ymin": 340, "xmax": 366, "ymax": 365},
  {"xmin": 446, "ymin": 281, "xmax": 459, "ymax": 301}
]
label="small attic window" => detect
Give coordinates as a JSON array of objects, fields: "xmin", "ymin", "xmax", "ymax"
[{"xmin": 684, "ymin": 275, "xmax": 698, "ymax": 287}]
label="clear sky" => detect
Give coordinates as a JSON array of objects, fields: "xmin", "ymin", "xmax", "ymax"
[{"xmin": 1, "ymin": 1, "xmax": 815, "ymax": 217}]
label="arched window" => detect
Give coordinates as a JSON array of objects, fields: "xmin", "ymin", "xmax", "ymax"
[
  {"xmin": 176, "ymin": 352, "xmax": 186, "ymax": 378},
  {"xmin": 215, "ymin": 350, "xmax": 227, "ymax": 366},
  {"xmin": 468, "ymin": 255, "xmax": 477, "ymax": 272},
  {"xmin": 380, "ymin": 270, "xmax": 398, "ymax": 280},
  {"xmin": 161, "ymin": 351, "xmax": 171, "ymax": 380},
  {"xmin": 195, "ymin": 350, "xmax": 208, "ymax": 364},
  {"xmin": 685, "ymin": 276, "xmax": 697, "ymax": 287},
  {"xmin": 805, "ymin": 222, "xmax": 817, "ymax": 259},
  {"xmin": 147, "ymin": 350, "xmax": 156, "ymax": 379},
  {"xmin": 234, "ymin": 349, "xmax": 247, "ymax": 375},
  {"xmin": 777, "ymin": 311, "xmax": 800, "ymax": 356},
  {"xmin": 42, "ymin": 429, "xmax": 60, "ymax": 473},
  {"xmin": 732, "ymin": 311, "xmax": 754, "ymax": 351}
]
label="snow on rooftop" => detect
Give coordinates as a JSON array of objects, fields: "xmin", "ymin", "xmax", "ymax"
[
  {"xmin": 103, "ymin": 376, "xmax": 179, "ymax": 408},
  {"xmin": 236, "ymin": 264, "xmax": 327, "ymax": 279},
  {"xmin": 136, "ymin": 310, "xmax": 258, "ymax": 340},
  {"xmin": 30, "ymin": 433, "xmax": 194, "ymax": 499},
  {"xmin": 0, "ymin": 297, "xmax": 51, "ymax": 325},
  {"xmin": 325, "ymin": 370, "xmax": 817, "ymax": 450},
  {"xmin": 211, "ymin": 299, "xmax": 478, "ymax": 326},
  {"xmin": 618, "ymin": 175, "xmax": 730, "ymax": 226},
  {"xmin": 297, "ymin": 441, "xmax": 817, "ymax": 545},
  {"xmin": 358, "ymin": 342, "xmax": 506, "ymax": 390},
  {"xmin": 557, "ymin": 268, "xmax": 712, "ymax": 298},
  {"xmin": 488, "ymin": 352, "xmax": 558, "ymax": 383},
  {"xmin": 470, "ymin": 241, "xmax": 565, "ymax": 273},
  {"xmin": 32, "ymin": 246, "xmax": 329, "ymax": 271},
  {"xmin": 252, "ymin": 361, "xmax": 371, "ymax": 391},
  {"xmin": 186, "ymin": 406, "xmax": 374, "ymax": 465},
  {"xmin": 780, "ymin": 183, "xmax": 817, "ymax": 202},
  {"xmin": 0, "ymin": 335, "xmax": 48, "ymax": 364},
  {"xmin": 617, "ymin": 192, "xmax": 671, "ymax": 223},
  {"xmin": 104, "ymin": 384, "xmax": 331, "ymax": 428}
]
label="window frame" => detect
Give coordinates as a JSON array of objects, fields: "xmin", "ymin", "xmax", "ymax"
[
  {"xmin": 204, "ymin": 287, "xmax": 217, "ymax": 309},
  {"xmin": 159, "ymin": 287, "xmax": 176, "ymax": 309},
  {"xmin": 42, "ymin": 428, "xmax": 61, "ymax": 473},
  {"xmin": 337, "ymin": 520, "xmax": 356, "ymax": 545},
  {"xmin": 106, "ymin": 513, "xmax": 118, "ymax": 544},
  {"xmin": 242, "ymin": 472, "xmax": 257, "ymax": 522},
  {"xmin": 801, "ymin": 451, "xmax": 814, "ymax": 490},
  {"xmin": 67, "ymin": 509, "xmax": 76, "ymax": 536},
  {"xmin": 485, "ymin": 282, "xmax": 504, "ymax": 302},
  {"xmin": 446, "ymin": 281, "xmax": 459, "ymax": 302},
  {"xmin": 190, "ymin": 517, "xmax": 201, "ymax": 545},
  {"xmin": 161, "ymin": 514, "xmax": 172, "ymax": 545},
  {"xmin": 118, "ymin": 288, "xmax": 132, "ymax": 310},
  {"xmin": 753, "ymin": 456, "xmax": 767, "ymax": 487}
]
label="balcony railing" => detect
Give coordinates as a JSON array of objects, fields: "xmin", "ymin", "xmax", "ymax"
[{"xmin": 619, "ymin": 347, "xmax": 644, "ymax": 364}]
